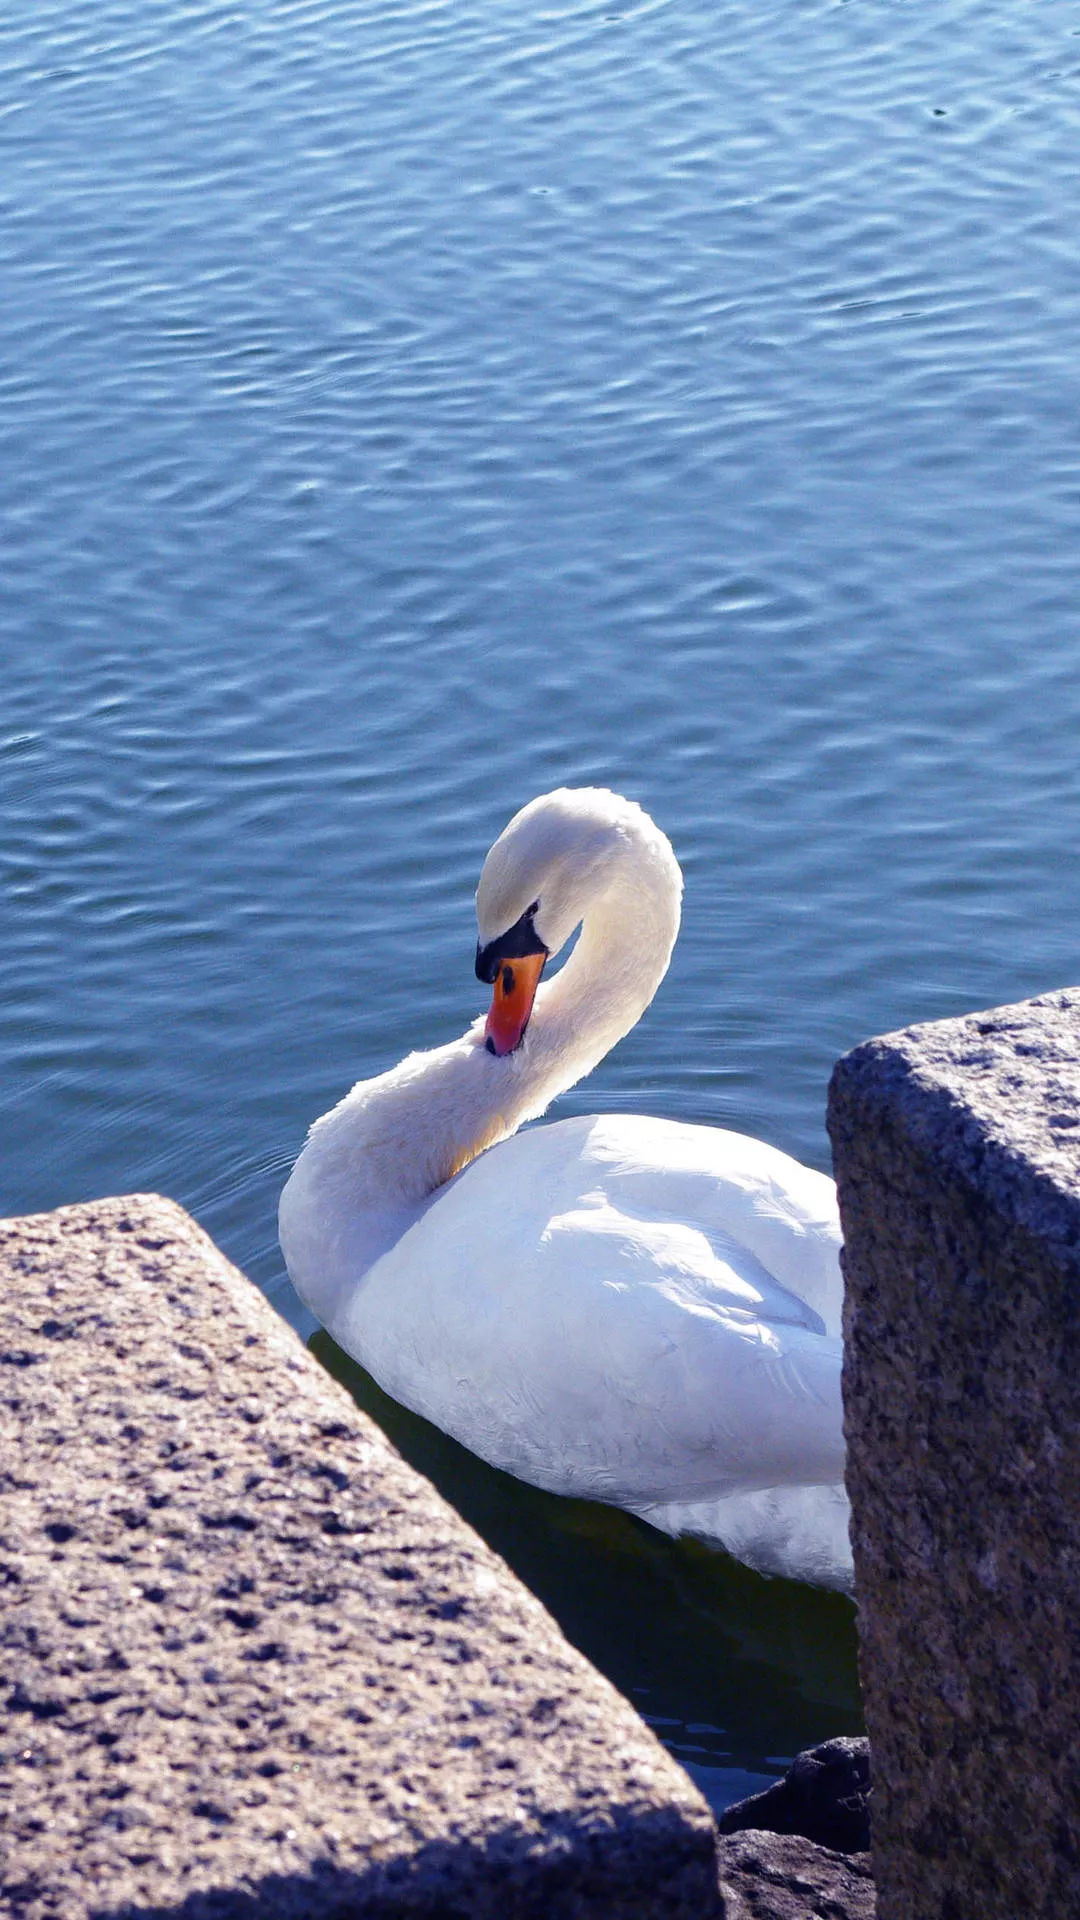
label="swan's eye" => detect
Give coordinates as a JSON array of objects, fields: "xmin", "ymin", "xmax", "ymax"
[
  {"xmin": 528, "ymin": 900, "xmax": 540, "ymax": 916},
  {"xmin": 501, "ymin": 964, "xmax": 515, "ymax": 995}
]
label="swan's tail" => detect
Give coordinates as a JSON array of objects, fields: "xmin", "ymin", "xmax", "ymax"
[{"xmin": 633, "ymin": 1482, "xmax": 853, "ymax": 1593}]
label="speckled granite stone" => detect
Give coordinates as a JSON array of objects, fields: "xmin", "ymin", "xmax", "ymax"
[
  {"xmin": 828, "ymin": 989, "xmax": 1080, "ymax": 1920},
  {"xmin": 717, "ymin": 1833, "xmax": 874, "ymax": 1920},
  {"xmin": 0, "ymin": 1194, "xmax": 720, "ymax": 1919}
]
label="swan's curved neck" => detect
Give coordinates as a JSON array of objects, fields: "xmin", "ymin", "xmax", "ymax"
[
  {"xmin": 522, "ymin": 851, "xmax": 681, "ymax": 1122},
  {"xmin": 279, "ymin": 807, "xmax": 682, "ymax": 1309}
]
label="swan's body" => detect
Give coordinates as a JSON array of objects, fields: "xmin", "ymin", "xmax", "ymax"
[{"xmin": 280, "ymin": 788, "xmax": 851, "ymax": 1590}]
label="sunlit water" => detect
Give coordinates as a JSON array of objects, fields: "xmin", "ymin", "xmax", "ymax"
[{"xmin": 4, "ymin": 0, "xmax": 1080, "ymax": 1811}]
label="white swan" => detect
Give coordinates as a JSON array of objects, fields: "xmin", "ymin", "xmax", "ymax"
[{"xmin": 280, "ymin": 788, "xmax": 851, "ymax": 1591}]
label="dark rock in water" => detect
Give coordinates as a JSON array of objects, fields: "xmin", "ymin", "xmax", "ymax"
[
  {"xmin": 717, "ymin": 1737, "xmax": 871, "ymax": 1854},
  {"xmin": 717, "ymin": 1830, "xmax": 875, "ymax": 1919}
]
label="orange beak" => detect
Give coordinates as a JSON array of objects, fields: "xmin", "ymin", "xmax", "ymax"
[{"xmin": 484, "ymin": 950, "xmax": 546, "ymax": 1056}]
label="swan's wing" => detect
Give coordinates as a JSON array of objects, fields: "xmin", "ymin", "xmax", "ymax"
[
  {"xmin": 577, "ymin": 1112, "xmax": 844, "ymax": 1339},
  {"xmin": 331, "ymin": 1112, "xmax": 844, "ymax": 1510}
]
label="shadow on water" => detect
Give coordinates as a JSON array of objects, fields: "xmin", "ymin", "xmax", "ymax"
[{"xmin": 311, "ymin": 1331, "xmax": 863, "ymax": 1817}]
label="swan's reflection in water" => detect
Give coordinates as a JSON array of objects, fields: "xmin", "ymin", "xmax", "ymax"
[{"xmin": 311, "ymin": 1330, "xmax": 862, "ymax": 1816}]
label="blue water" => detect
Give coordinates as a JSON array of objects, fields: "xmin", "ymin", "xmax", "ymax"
[{"xmin": 4, "ymin": 0, "xmax": 1080, "ymax": 1810}]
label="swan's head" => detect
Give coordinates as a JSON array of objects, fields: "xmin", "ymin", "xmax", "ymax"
[{"xmin": 474, "ymin": 787, "xmax": 681, "ymax": 1056}]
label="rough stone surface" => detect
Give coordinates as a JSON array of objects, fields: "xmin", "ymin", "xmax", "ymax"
[
  {"xmin": 827, "ymin": 988, "xmax": 1080, "ymax": 1920},
  {"xmin": 718, "ymin": 1740, "xmax": 870, "ymax": 1855},
  {"xmin": 0, "ymin": 1194, "xmax": 720, "ymax": 1919},
  {"xmin": 716, "ymin": 1834, "xmax": 874, "ymax": 1920}
]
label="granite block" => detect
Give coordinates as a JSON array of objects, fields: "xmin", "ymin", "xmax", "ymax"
[
  {"xmin": 0, "ymin": 1194, "xmax": 719, "ymax": 1919},
  {"xmin": 828, "ymin": 989, "xmax": 1080, "ymax": 1920},
  {"xmin": 716, "ymin": 1832, "xmax": 874, "ymax": 1920}
]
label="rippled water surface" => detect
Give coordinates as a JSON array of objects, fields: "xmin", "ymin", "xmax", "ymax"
[{"xmin": 5, "ymin": 0, "xmax": 1080, "ymax": 1810}]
